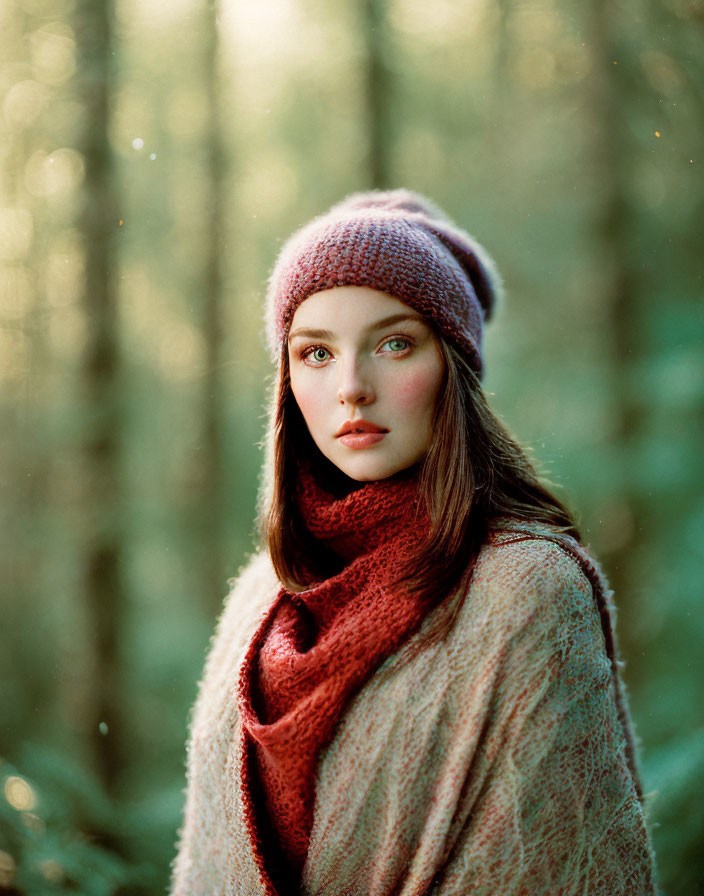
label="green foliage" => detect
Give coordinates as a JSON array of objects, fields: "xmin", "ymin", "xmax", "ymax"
[
  {"xmin": 0, "ymin": 743, "xmax": 185, "ymax": 894},
  {"xmin": 0, "ymin": 748, "xmax": 146, "ymax": 895},
  {"xmin": 643, "ymin": 729, "xmax": 704, "ymax": 896}
]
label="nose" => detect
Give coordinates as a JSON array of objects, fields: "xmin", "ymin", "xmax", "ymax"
[{"xmin": 337, "ymin": 357, "xmax": 375, "ymax": 407}]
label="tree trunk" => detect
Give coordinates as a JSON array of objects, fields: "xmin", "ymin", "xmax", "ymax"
[
  {"xmin": 0, "ymin": 0, "xmax": 50, "ymax": 750},
  {"xmin": 199, "ymin": 0, "xmax": 228, "ymax": 615},
  {"xmin": 489, "ymin": 0, "xmax": 513, "ymax": 151},
  {"xmin": 585, "ymin": 0, "xmax": 643, "ymax": 655},
  {"xmin": 363, "ymin": 0, "xmax": 393, "ymax": 189},
  {"xmin": 73, "ymin": 0, "xmax": 125, "ymax": 793}
]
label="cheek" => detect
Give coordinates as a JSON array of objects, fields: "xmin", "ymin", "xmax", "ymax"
[
  {"xmin": 290, "ymin": 373, "xmax": 328, "ymax": 432},
  {"xmin": 392, "ymin": 365, "xmax": 444, "ymax": 417}
]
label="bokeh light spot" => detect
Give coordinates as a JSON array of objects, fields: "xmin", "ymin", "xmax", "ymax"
[
  {"xmin": 40, "ymin": 860, "xmax": 64, "ymax": 883},
  {"xmin": 24, "ymin": 148, "xmax": 85, "ymax": 197},
  {"xmin": 3, "ymin": 80, "xmax": 48, "ymax": 129},
  {"xmin": 4, "ymin": 776, "xmax": 36, "ymax": 811},
  {"xmin": 0, "ymin": 208, "xmax": 34, "ymax": 262},
  {"xmin": 30, "ymin": 22, "xmax": 76, "ymax": 86},
  {"xmin": 0, "ymin": 850, "xmax": 16, "ymax": 888}
]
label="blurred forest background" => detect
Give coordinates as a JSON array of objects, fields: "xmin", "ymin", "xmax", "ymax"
[{"xmin": 0, "ymin": 0, "xmax": 702, "ymax": 892}]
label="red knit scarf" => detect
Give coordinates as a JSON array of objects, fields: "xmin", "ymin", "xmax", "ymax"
[{"xmin": 237, "ymin": 468, "xmax": 432, "ymax": 889}]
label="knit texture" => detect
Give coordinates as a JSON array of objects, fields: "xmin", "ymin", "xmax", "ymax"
[
  {"xmin": 266, "ymin": 190, "xmax": 502, "ymax": 377},
  {"xmin": 238, "ymin": 470, "xmax": 432, "ymax": 880},
  {"xmin": 171, "ymin": 525, "xmax": 660, "ymax": 895}
]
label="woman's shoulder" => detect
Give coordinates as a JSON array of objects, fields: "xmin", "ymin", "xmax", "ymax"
[
  {"xmin": 467, "ymin": 519, "xmax": 601, "ymax": 632},
  {"xmin": 217, "ymin": 549, "xmax": 280, "ymax": 640},
  {"xmin": 225, "ymin": 548, "xmax": 280, "ymax": 604},
  {"xmin": 480, "ymin": 517, "xmax": 592, "ymax": 574},
  {"xmin": 193, "ymin": 550, "xmax": 280, "ymax": 708}
]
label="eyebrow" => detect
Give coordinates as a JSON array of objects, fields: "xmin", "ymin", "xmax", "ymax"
[{"xmin": 288, "ymin": 313, "xmax": 426, "ymax": 342}]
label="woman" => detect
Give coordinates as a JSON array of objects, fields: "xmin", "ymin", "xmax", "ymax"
[{"xmin": 171, "ymin": 190, "xmax": 660, "ymax": 895}]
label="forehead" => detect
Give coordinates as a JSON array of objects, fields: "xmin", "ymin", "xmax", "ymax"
[{"xmin": 289, "ymin": 285, "xmax": 425, "ymax": 332}]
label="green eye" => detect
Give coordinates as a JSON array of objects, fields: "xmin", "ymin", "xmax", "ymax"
[
  {"xmin": 385, "ymin": 337, "xmax": 409, "ymax": 352},
  {"xmin": 306, "ymin": 346, "xmax": 330, "ymax": 364}
]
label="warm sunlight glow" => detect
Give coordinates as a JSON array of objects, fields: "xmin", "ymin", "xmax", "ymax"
[
  {"xmin": 221, "ymin": 0, "xmax": 299, "ymax": 60},
  {"xmin": 391, "ymin": 0, "xmax": 487, "ymax": 42}
]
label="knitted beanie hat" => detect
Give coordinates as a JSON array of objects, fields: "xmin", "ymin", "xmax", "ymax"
[{"xmin": 266, "ymin": 189, "xmax": 502, "ymax": 377}]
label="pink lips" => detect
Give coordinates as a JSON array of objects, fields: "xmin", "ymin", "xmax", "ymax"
[{"xmin": 336, "ymin": 419, "xmax": 388, "ymax": 450}]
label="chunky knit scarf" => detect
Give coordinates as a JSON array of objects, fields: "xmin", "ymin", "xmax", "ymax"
[{"xmin": 237, "ymin": 469, "xmax": 433, "ymax": 890}]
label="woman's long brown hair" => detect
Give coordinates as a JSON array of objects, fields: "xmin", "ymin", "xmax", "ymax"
[{"xmin": 263, "ymin": 337, "xmax": 581, "ymax": 603}]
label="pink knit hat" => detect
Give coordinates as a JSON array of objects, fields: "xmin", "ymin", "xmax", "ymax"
[{"xmin": 266, "ymin": 189, "xmax": 502, "ymax": 377}]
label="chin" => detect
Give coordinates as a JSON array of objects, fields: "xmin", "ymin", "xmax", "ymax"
[
  {"xmin": 327, "ymin": 451, "xmax": 417, "ymax": 483},
  {"xmin": 343, "ymin": 468, "xmax": 394, "ymax": 483}
]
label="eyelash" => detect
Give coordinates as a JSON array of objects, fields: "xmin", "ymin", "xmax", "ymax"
[{"xmin": 300, "ymin": 335, "xmax": 414, "ymax": 366}]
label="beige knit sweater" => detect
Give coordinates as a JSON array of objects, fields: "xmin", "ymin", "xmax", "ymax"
[{"xmin": 171, "ymin": 528, "xmax": 659, "ymax": 895}]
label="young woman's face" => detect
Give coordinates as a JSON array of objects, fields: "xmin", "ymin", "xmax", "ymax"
[{"xmin": 288, "ymin": 286, "xmax": 445, "ymax": 482}]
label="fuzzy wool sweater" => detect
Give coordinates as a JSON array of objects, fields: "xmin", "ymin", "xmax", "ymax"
[{"xmin": 171, "ymin": 524, "xmax": 660, "ymax": 895}]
